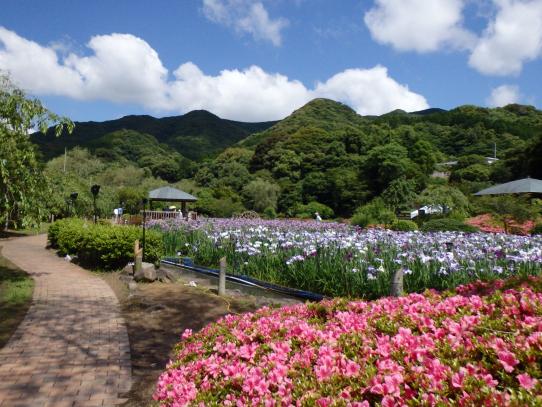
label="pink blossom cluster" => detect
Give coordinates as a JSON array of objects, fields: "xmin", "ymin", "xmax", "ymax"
[
  {"xmin": 466, "ymin": 214, "xmax": 536, "ymax": 235},
  {"xmin": 155, "ymin": 279, "xmax": 542, "ymax": 406}
]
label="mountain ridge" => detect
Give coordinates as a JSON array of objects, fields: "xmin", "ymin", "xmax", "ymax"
[{"xmin": 32, "ymin": 110, "xmax": 277, "ymax": 162}]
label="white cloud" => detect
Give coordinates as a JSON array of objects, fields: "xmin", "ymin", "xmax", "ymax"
[
  {"xmin": 0, "ymin": 28, "xmax": 169, "ymax": 108},
  {"xmin": 364, "ymin": 0, "xmax": 475, "ymax": 52},
  {"xmin": 169, "ymin": 63, "xmax": 310, "ymax": 121},
  {"xmin": 313, "ymin": 66, "xmax": 429, "ymax": 115},
  {"xmin": 486, "ymin": 84, "xmax": 521, "ymax": 106},
  {"xmin": 469, "ymin": 0, "xmax": 542, "ymax": 75},
  {"xmin": 0, "ymin": 27, "xmax": 429, "ymax": 121},
  {"xmin": 202, "ymin": 0, "xmax": 288, "ymax": 46},
  {"xmin": 0, "ymin": 27, "xmax": 83, "ymax": 97},
  {"xmin": 364, "ymin": 0, "xmax": 542, "ymax": 76}
]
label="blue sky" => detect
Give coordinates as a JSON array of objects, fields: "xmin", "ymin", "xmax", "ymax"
[{"xmin": 1, "ymin": 0, "xmax": 542, "ymax": 122}]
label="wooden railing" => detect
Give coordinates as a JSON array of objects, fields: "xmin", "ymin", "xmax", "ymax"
[
  {"xmin": 138, "ymin": 210, "xmax": 198, "ymax": 221},
  {"xmin": 142, "ymin": 210, "xmax": 183, "ymax": 220}
]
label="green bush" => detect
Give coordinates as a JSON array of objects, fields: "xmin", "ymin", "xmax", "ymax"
[
  {"xmin": 262, "ymin": 206, "xmax": 277, "ymax": 219},
  {"xmin": 47, "ymin": 218, "xmax": 163, "ymax": 269},
  {"xmin": 390, "ymin": 220, "xmax": 418, "ymax": 231},
  {"xmin": 295, "ymin": 201, "xmax": 334, "ymax": 219},
  {"xmin": 48, "ymin": 218, "xmax": 88, "ymax": 254},
  {"xmin": 532, "ymin": 223, "xmax": 542, "ymax": 235},
  {"xmin": 420, "ymin": 218, "xmax": 479, "ymax": 233},
  {"xmin": 351, "ymin": 198, "xmax": 397, "ymax": 228}
]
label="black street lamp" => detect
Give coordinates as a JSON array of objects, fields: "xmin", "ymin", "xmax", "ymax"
[
  {"xmin": 90, "ymin": 184, "xmax": 100, "ymax": 224},
  {"xmin": 68, "ymin": 192, "xmax": 78, "ymax": 217}
]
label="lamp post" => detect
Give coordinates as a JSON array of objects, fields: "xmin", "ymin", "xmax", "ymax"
[
  {"xmin": 70, "ymin": 192, "xmax": 78, "ymax": 217},
  {"xmin": 90, "ymin": 184, "xmax": 100, "ymax": 224},
  {"xmin": 142, "ymin": 198, "xmax": 148, "ymax": 260}
]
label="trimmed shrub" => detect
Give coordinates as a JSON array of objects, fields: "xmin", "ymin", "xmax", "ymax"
[
  {"xmin": 390, "ymin": 219, "xmax": 418, "ymax": 231},
  {"xmin": 532, "ymin": 223, "xmax": 542, "ymax": 235},
  {"xmin": 262, "ymin": 206, "xmax": 277, "ymax": 219},
  {"xmin": 295, "ymin": 201, "xmax": 334, "ymax": 219},
  {"xmin": 421, "ymin": 218, "xmax": 479, "ymax": 233},
  {"xmin": 48, "ymin": 218, "xmax": 163, "ymax": 269},
  {"xmin": 351, "ymin": 198, "xmax": 396, "ymax": 228}
]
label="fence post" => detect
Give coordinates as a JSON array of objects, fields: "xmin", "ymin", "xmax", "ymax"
[
  {"xmin": 219, "ymin": 257, "xmax": 226, "ymax": 296},
  {"xmin": 391, "ymin": 268, "xmax": 403, "ymax": 297},
  {"xmin": 134, "ymin": 239, "xmax": 143, "ymax": 275}
]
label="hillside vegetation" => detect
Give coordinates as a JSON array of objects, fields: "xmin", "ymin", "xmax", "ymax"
[
  {"xmin": 32, "ymin": 110, "xmax": 276, "ymax": 162},
  {"xmin": 31, "ymin": 98, "xmax": 542, "ymax": 223}
]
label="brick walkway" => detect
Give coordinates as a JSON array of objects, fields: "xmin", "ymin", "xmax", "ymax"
[{"xmin": 0, "ymin": 235, "xmax": 131, "ymax": 407}]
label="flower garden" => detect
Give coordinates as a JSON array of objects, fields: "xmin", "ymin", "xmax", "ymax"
[
  {"xmin": 145, "ymin": 218, "xmax": 542, "ymax": 405},
  {"xmin": 155, "ymin": 277, "xmax": 542, "ymax": 405},
  {"xmin": 152, "ymin": 218, "xmax": 542, "ymax": 298}
]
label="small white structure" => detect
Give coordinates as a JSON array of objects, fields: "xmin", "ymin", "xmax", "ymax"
[{"xmin": 409, "ymin": 205, "xmax": 444, "ymax": 219}]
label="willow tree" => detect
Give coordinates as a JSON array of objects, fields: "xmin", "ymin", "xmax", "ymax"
[{"xmin": 0, "ymin": 76, "xmax": 73, "ymax": 229}]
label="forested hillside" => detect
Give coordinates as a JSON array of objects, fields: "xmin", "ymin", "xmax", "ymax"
[
  {"xmin": 33, "ymin": 98, "xmax": 542, "ymax": 221},
  {"xmin": 32, "ymin": 110, "xmax": 276, "ymax": 162}
]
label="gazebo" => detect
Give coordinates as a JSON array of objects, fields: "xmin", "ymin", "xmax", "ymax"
[
  {"xmin": 474, "ymin": 177, "xmax": 542, "ymax": 195},
  {"xmin": 147, "ymin": 186, "xmax": 198, "ymax": 220}
]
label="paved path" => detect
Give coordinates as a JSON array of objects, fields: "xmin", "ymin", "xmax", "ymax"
[{"xmin": 0, "ymin": 235, "xmax": 131, "ymax": 407}]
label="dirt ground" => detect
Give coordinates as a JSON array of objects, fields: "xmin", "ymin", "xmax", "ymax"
[{"xmin": 100, "ymin": 271, "xmax": 285, "ymax": 406}]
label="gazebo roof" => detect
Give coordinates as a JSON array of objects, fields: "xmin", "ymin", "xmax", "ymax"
[
  {"xmin": 474, "ymin": 177, "xmax": 542, "ymax": 195},
  {"xmin": 148, "ymin": 186, "xmax": 198, "ymax": 202}
]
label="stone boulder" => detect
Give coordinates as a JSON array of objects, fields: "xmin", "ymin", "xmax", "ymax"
[
  {"xmin": 157, "ymin": 268, "xmax": 182, "ymax": 283},
  {"xmin": 122, "ymin": 263, "xmax": 134, "ymax": 275},
  {"xmin": 134, "ymin": 262, "xmax": 157, "ymax": 282}
]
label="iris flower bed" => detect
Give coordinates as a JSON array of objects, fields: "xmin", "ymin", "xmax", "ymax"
[
  {"xmin": 151, "ymin": 218, "xmax": 542, "ymax": 298},
  {"xmin": 155, "ymin": 276, "xmax": 542, "ymax": 406}
]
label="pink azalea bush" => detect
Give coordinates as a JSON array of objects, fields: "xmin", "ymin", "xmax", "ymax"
[
  {"xmin": 466, "ymin": 214, "xmax": 535, "ymax": 235},
  {"xmin": 155, "ymin": 278, "xmax": 542, "ymax": 406}
]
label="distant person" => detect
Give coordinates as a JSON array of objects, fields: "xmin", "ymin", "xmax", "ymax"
[{"xmin": 315, "ymin": 212, "xmax": 322, "ymax": 222}]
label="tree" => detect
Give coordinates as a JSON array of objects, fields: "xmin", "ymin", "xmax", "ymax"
[
  {"xmin": 242, "ymin": 179, "xmax": 280, "ymax": 212},
  {"xmin": 0, "ymin": 76, "xmax": 73, "ymax": 228},
  {"xmin": 381, "ymin": 177, "xmax": 418, "ymax": 213},
  {"xmin": 477, "ymin": 195, "xmax": 535, "ymax": 234},
  {"xmin": 362, "ymin": 143, "xmax": 419, "ymax": 196},
  {"xmin": 418, "ymin": 185, "xmax": 469, "ymax": 214}
]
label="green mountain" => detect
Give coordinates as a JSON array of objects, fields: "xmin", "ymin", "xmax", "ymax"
[
  {"xmin": 194, "ymin": 98, "xmax": 542, "ymax": 217},
  {"xmin": 239, "ymin": 98, "xmax": 369, "ymax": 148},
  {"xmin": 32, "ymin": 110, "xmax": 276, "ymax": 162},
  {"xmin": 34, "ymin": 97, "xmax": 542, "ymax": 219}
]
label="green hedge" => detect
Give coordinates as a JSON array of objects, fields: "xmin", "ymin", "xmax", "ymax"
[
  {"xmin": 420, "ymin": 218, "xmax": 479, "ymax": 233},
  {"xmin": 390, "ymin": 219, "xmax": 418, "ymax": 231},
  {"xmin": 48, "ymin": 218, "xmax": 163, "ymax": 270},
  {"xmin": 532, "ymin": 223, "xmax": 542, "ymax": 235}
]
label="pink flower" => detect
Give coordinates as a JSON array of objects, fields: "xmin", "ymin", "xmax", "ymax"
[
  {"xmin": 181, "ymin": 328, "xmax": 193, "ymax": 339},
  {"xmin": 316, "ymin": 397, "xmax": 332, "ymax": 406},
  {"xmin": 517, "ymin": 373, "xmax": 537, "ymax": 390},
  {"xmin": 451, "ymin": 369, "xmax": 466, "ymax": 389},
  {"xmin": 343, "ymin": 360, "xmax": 360, "ymax": 377},
  {"xmin": 497, "ymin": 350, "xmax": 519, "ymax": 373}
]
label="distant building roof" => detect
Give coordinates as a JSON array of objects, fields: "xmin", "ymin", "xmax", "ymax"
[
  {"xmin": 148, "ymin": 186, "xmax": 198, "ymax": 202},
  {"xmin": 474, "ymin": 177, "xmax": 542, "ymax": 195}
]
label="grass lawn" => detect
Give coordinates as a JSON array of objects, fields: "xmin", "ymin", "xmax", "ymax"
[
  {"xmin": 0, "ymin": 251, "xmax": 34, "ymax": 348},
  {"xmin": 0, "ymin": 223, "xmax": 51, "ymax": 239}
]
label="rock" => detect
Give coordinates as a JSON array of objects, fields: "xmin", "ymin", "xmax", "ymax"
[
  {"xmin": 122, "ymin": 263, "xmax": 134, "ymax": 275},
  {"xmin": 128, "ymin": 281, "xmax": 138, "ymax": 291},
  {"xmin": 157, "ymin": 268, "xmax": 182, "ymax": 283},
  {"xmin": 134, "ymin": 262, "xmax": 157, "ymax": 282},
  {"xmin": 119, "ymin": 274, "xmax": 134, "ymax": 285}
]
